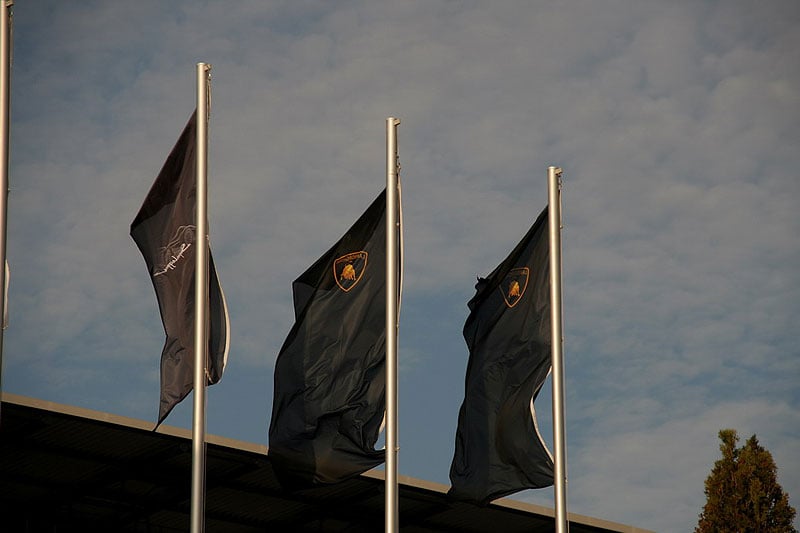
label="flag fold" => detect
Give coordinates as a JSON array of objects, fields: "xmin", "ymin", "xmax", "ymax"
[
  {"xmin": 449, "ymin": 206, "xmax": 554, "ymax": 504},
  {"xmin": 130, "ymin": 112, "xmax": 229, "ymax": 428},
  {"xmin": 269, "ymin": 190, "xmax": 389, "ymax": 488}
]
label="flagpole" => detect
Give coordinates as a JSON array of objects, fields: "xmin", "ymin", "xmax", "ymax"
[
  {"xmin": 385, "ymin": 117, "xmax": 400, "ymax": 533},
  {"xmin": 548, "ymin": 166, "xmax": 568, "ymax": 532},
  {"xmin": 190, "ymin": 62, "xmax": 211, "ymax": 533},
  {"xmin": 0, "ymin": 1, "xmax": 12, "ymax": 413}
]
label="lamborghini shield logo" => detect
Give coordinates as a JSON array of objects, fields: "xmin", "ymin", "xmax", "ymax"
[
  {"xmin": 334, "ymin": 251, "xmax": 368, "ymax": 292},
  {"xmin": 500, "ymin": 267, "xmax": 529, "ymax": 308}
]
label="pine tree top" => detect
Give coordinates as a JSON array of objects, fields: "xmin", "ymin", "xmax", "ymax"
[{"xmin": 696, "ymin": 429, "xmax": 796, "ymax": 533}]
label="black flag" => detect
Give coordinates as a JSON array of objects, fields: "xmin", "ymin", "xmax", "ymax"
[
  {"xmin": 130, "ymin": 112, "xmax": 230, "ymax": 428},
  {"xmin": 269, "ymin": 191, "xmax": 388, "ymax": 488},
  {"xmin": 449, "ymin": 207, "xmax": 554, "ymax": 504}
]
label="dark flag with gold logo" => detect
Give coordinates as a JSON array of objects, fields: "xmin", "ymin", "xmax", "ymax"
[
  {"xmin": 449, "ymin": 206, "xmax": 554, "ymax": 504},
  {"xmin": 130, "ymin": 111, "xmax": 230, "ymax": 428},
  {"xmin": 269, "ymin": 190, "xmax": 388, "ymax": 487}
]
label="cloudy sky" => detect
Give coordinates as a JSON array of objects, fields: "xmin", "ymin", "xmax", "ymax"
[{"xmin": 3, "ymin": 1, "xmax": 799, "ymax": 531}]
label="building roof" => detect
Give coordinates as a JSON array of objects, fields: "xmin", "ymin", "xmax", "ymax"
[{"xmin": 0, "ymin": 393, "xmax": 651, "ymax": 532}]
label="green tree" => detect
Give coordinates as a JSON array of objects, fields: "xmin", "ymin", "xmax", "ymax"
[{"xmin": 697, "ymin": 429, "xmax": 796, "ymax": 532}]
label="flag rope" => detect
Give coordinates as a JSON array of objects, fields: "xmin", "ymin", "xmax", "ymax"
[{"xmin": 396, "ymin": 158, "xmax": 404, "ymax": 319}]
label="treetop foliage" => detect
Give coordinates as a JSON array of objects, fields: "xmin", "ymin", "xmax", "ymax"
[{"xmin": 696, "ymin": 429, "xmax": 796, "ymax": 532}]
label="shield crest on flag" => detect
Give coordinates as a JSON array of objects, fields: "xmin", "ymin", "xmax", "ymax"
[
  {"xmin": 500, "ymin": 267, "xmax": 529, "ymax": 308},
  {"xmin": 334, "ymin": 251, "xmax": 368, "ymax": 292}
]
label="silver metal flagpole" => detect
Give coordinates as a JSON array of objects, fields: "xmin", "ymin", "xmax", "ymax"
[
  {"xmin": 385, "ymin": 117, "xmax": 400, "ymax": 533},
  {"xmin": 0, "ymin": 1, "xmax": 12, "ymax": 410},
  {"xmin": 190, "ymin": 62, "xmax": 211, "ymax": 533},
  {"xmin": 548, "ymin": 166, "xmax": 568, "ymax": 532}
]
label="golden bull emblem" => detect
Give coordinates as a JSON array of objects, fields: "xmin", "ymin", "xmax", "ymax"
[
  {"xmin": 508, "ymin": 281, "xmax": 521, "ymax": 299},
  {"xmin": 334, "ymin": 251, "xmax": 368, "ymax": 292},
  {"xmin": 341, "ymin": 264, "xmax": 357, "ymax": 282},
  {"xmin": 500, "ymin": 267, "xmax": 529, "ymax": 308}
]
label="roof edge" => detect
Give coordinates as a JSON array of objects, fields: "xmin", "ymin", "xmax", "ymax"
[{"xmin": 1, "ymin": 392, "xmax": 653, "ymax": 533}]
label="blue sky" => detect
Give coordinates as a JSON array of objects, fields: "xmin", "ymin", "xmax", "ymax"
[{"xmin": 3, "ymin": 1, "xmax": 799, "ymax": 531}]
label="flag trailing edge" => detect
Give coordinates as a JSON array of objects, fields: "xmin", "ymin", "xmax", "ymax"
[
  {"xmin": 448, "ymin": 206, "xmax": 555, "ymax": 505},
  {"xmin": 269, "ymin": 190, "xmax": 392, "ymax": 488},
  {"xmin": 130, "ymin": 111, "xmax": 230, "ymax": 428}
]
